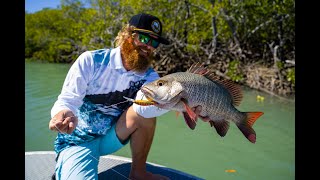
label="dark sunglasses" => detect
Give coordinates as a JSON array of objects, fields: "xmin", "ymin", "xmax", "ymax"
[{"xmin": 137, "ymin": 33, "xmax": 160, "ymax": 48}]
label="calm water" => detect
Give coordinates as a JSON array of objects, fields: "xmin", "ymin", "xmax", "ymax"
[{"xmin": 25, "ymin": 61, "xmax": 295, "ymax": 180}]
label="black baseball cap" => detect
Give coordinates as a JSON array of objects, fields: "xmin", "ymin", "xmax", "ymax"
[{"xmin": 129, "ymin": 13, "xmax": 170, "ymax": 45}]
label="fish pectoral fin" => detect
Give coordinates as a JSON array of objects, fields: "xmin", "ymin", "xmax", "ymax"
[
  {"xmin": 236, "ymin": 112, "xmax": 264, "ymax": 143},
  {"xmin": 181, "ymin": 99, "xmax": 197, "ymax": 122},
  {"xmin": 180, "ymin": 99, "xmax": 197, "ymax": 130},
  {"xmin": 209, "ymin": 120, "xmax": 230, "ymax": 137},
  {"xmin": 182, "ymin": 112, "xmax": 197, "ymax": 130}
]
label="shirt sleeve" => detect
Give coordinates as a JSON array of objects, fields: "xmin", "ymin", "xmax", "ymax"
[
  {"xmin": 51, "ymin": 51, "xmax": 95, "ymax": 118},
  {"xmin": 132, "ymin": 71, "xmax": 170, "ymax": 118}
]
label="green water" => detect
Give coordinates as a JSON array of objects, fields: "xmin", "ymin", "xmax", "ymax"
[{"xmin": 25, "ymin": 61, "xmax": 295, "ymax": 180}]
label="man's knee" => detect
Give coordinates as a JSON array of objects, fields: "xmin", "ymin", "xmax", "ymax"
[
  {"xmin": 124, "ymin": 106, "xmax": 156, "ymax": 129},
  {"xmin": 116, "ymin": 106, "xmax": 157, "ymax": 141},
  {"xmin": 128, "ymin": 113, "xmax": 156, "ymax": 131}
]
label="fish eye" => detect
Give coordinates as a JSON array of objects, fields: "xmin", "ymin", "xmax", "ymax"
[{"xmin": 157, "ymin": 80, "xmax": 165, "ymax": 86}]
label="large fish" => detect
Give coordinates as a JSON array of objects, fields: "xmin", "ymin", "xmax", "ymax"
[{"xmin": 140, "ymin": 63, "xmax": 264, "ymax": 143}]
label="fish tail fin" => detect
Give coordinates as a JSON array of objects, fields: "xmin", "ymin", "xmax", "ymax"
[{"xmin": 236, "ymin": 112, "xmax": 264, "ymax": 143}]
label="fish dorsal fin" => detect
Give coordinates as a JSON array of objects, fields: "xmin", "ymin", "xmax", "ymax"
[
  {"xmin": 187, "ymin": 62, "xmax": 210, "ymax": 75},
  {"xmin": 206, "ymin": 73, "xmax": 243, "ymax": 106},
  {"xmin": 187, "ymin": 63, "xmax": 243, "ymax": 106}
]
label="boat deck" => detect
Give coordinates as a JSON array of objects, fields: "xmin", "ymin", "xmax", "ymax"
[{"xmin": 25, "ymin": 151, "xmax": 203, "ymax": 180}]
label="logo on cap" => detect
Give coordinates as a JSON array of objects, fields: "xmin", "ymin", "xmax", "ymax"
[{"xmin": 151, "ymin": 20, "xmax": 160, "ymax": 33}]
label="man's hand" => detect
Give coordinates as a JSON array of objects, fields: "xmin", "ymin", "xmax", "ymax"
[{"xmin": 49, "ymin": 109, "xmax": 78, "ymax": 134}]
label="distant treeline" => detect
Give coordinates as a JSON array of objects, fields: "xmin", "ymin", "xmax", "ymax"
[{"xmin": 25, "ymin": 0, "xmax": 295, "ymax": 96}]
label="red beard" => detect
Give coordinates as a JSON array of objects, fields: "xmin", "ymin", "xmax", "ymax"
[{"xmin": 120, "ymin": 38, "xmax": 153, "ymax": 73}]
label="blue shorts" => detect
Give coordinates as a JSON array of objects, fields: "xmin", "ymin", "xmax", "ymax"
[{"xmin": 54, "ymin": 124, "xmax": 128, "ymax": 180}]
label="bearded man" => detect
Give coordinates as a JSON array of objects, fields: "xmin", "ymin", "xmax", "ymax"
[{"xmin": 49, "ymin": 13, "xmax": 170, "ymax": 180}]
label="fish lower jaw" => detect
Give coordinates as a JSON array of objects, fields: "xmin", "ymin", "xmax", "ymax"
[
  {"xmin": 153, "ymin": 101, "xmax": 179, "ymax": 110},
  {"xmin": 154, "ymin": 103, "xmax": 172, "ymax": 109}
]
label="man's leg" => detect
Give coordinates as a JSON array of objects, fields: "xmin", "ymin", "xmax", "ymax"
[{"xmin": 116, "ymin": 106, "xmax": 169, "ymax": 180}]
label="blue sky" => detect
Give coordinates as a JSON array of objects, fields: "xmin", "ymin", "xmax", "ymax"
[{"xmin": 25, "ymin": 0, "xmax": 62, "ymax": 13}]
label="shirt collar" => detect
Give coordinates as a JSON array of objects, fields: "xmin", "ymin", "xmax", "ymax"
[{"xmin": 109, "ymin": 46, "xmax": 126, "ymax": 70}]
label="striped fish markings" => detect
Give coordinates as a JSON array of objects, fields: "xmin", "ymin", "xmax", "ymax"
[{"xmin": 140, "ymin": 63, "xmax": 264, "ymax": 143}]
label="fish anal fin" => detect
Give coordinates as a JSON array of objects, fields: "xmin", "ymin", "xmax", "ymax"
[
  {"xmin": 209, "ymin": 120, "xmax": 230, "ymax": 137},
  {"xmin": 237, "ymin": 112, "xmax": 264, "ymax": 143},
  {"xmin": 182, "ymin": 112, "xmax": 197, "ymax": 130}
]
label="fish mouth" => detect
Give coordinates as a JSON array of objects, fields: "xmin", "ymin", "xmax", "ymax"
[
  {"xmin": 140, "ymin": 86, "xmax": 180, "ymax": 109},
  {"xmin": 140, "ymin": 86, "xmax": 167, "ymax": 107},
  {"xmin": 140, "ymin": 87, "xmax": 156, "ymax": 102}
]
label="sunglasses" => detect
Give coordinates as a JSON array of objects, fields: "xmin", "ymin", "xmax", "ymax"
[{"xmin": 137, "ymin": 33, "xmax": 160, "ymax": 48}]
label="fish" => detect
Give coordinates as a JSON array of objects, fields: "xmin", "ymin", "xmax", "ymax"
[{"xmin": 140, "ymin": 63, "xmax": 264, "ymax": 143}]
